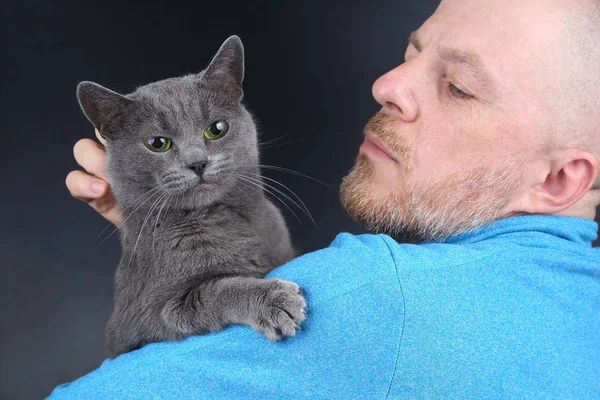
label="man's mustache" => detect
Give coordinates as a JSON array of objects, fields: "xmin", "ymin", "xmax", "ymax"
[{"xmin": 364, "ymin": 110, "xmax": 411, "ymax": 166}]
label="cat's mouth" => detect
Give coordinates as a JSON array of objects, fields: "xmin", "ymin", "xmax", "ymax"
[{"xmin": 161, "ymin": 176, "xmax": 215, "ymax": 194}]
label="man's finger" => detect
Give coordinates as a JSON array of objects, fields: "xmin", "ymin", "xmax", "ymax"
[
  {"xmin": 73, "ymin": 138, "xmax": 109, "ymax": 181},
  {"xmin": 88, "ymin": 191, "xmax": 122, "ymax": 226},
  {"xmin": 65, "ymin": 170, "xmax": 122, "ymax": 226},
  {"xmin": 66, "ymin": 170, "xmax": 108, "ymax": 199},
  {"xmin": 95, "ymin": 128, "xmax": 107, "ymax": 146}
]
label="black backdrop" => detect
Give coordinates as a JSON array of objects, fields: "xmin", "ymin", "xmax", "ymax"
[{"xmin": 1, "ymin": 1, "xmax": 598, "ymax": 399}]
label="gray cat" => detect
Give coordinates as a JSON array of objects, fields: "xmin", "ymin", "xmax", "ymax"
[{"xmin": 76, "ymin": 36, "xmax": 306, "ymax": 358}]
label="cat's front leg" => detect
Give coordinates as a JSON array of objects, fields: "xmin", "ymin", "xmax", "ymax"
[
  {"xmin": 219, "ymin": 277, "xmax": 307, "ymax": 341},
  {"xmin": 161, "ymin": 276, "xmax": 306, "ymax": 341}
]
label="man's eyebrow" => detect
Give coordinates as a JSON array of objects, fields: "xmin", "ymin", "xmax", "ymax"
[
  {"xmin": 408, "ymin": 31, "xmax": 498, "ymax": 100},
  {"xmin": 439, "ymin": 47, "xmax": 492, "ymax": 84}
]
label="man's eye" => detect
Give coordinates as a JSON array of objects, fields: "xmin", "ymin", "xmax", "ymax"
[{"xmin": 448, "ymin": 83, "xmax": 472, "ymax": 99}]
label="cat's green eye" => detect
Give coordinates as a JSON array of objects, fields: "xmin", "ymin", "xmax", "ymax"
[
  {"xmin": 204, "ymin": 120, "xmax": 229, "ymax": 140},
  {"xmin": 144, "ymin": 137, "xmax": 172, "ymax": 152}
]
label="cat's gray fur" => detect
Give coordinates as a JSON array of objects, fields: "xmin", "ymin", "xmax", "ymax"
[{"xmin": 76, "ymin": 36, "xmax": 305, "ymax": 358}]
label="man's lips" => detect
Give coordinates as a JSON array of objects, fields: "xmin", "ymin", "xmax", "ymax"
[{"xmin": 359, "ymin": 133, "xmax": 399, "ymax": 163}]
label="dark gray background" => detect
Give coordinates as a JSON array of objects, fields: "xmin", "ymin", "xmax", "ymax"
[{"xmin": 1, "ymin": 1, "xmax": 598, "ymax": 399}]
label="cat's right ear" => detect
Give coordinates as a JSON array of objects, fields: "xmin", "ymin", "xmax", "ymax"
[
  {"xmin": 201, "ymin": 35, "xmax": 245, "ymax": 99},
  {"xmin": 76, "ymin": 81, "xmax": 133, "ymax": 140}
]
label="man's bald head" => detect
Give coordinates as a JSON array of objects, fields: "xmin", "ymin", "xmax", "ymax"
[{"xmin": 539, "ymin": 0, "xmax": 600, "ymax": 187}]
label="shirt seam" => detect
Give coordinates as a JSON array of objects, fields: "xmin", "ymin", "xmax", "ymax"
[
  {"xmin": 379, "ymin": 235, "xmax": 406, "ymax": 400},
  {"xmin": 379, "ymin": 235, "xmax": 509, "ymax": 399}
]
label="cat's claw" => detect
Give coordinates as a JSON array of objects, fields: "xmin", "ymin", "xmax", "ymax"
[{"xmin": 251, "ymin": 278, "xmax": 306, "ymax": 341}]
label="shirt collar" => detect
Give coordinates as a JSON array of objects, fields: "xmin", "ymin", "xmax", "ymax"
[{"xmin": 441, "ymin": 215, "xmax": 598, "ymax": 246}]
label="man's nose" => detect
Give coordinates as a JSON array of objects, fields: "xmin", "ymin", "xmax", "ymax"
[
  {"xmin": 372, "ymin": 65, "xmax": 419, "ymax": 122},
  {"xmin": 187, "ymin": 160, "xmax": 208, "ymax": 177}
]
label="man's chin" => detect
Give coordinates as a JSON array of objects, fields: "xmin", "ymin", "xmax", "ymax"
[
  {"xmin": 340, "ymin": 190, "xmax": 426, "ymax": 243},
  {"xmin": 339, "ymin": 156, "xmax": 376, "ymax": 226},
  {"xmin": 339, "ymin": 162, "xmax": 412, "ymax": 238},
  {"xmin": 341, "ymin": 194, "xmax": 493, "ymax": 243},
  {"xmin": 340, "ymin": 146, "xmax": 526, "ymax": 243}
]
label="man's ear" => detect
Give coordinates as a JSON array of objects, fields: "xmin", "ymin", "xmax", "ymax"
[
  {"xmin": 200, "ymin": 35, "xmax": 245, "ymax": 99},
  {"xmin": 76, "ymin": 81, "xmax": 134, "ymax": 139},
  {"xmin": 526, "ymin": 149, "xmax": 599, "ymax": 214}
]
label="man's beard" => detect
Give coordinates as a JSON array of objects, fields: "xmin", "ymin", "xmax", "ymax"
[{"xmin": 339, "ymin": 111, "xmax": 524, "ymax": 243}]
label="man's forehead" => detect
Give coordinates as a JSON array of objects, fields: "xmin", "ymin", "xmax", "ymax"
[
  {"xmin": 419, "ymin": 0, "xmax": 569, "ymax": 88},
  {"xmin": 430, "ymin": 0, "xmax": 567, "ymax": 45}
]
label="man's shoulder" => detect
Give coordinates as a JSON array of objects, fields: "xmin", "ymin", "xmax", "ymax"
[
  {"xmin": 269, "ymin": 231, "xmax": 504, "ymax": 283},
  {"xmin": 267, "ymin": 232, "xmax": 401, "ymax": 307},
  {"xmin": 48, "ymin": 233, "xmax": 408, "ymax": 399},
  {"xmin": 269, "ymin": 233, "xmax": 396, "ymax": 281}
]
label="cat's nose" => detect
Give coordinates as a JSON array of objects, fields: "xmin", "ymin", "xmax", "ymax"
[{"xmin": 187, "ymin": 161, "xmax": 208, "ymax": 177}]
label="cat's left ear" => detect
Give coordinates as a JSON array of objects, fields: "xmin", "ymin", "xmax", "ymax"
[
  {"xmin": 202, "ymin": 35, "xmax": 245, "ymax": 97},
  {"xmin": 76, "ymin": 81, "xmax": 135, "ymax": 139}
]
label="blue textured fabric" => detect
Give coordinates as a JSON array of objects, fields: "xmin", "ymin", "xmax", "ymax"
[{"xmin": 48, "ymin": 215, "xmax": 600, "ymax": 399}]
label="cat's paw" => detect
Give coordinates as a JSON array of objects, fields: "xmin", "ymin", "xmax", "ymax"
[{"xmin": 250, "ymin": 278, "xmax": 306, "ymax": 341}]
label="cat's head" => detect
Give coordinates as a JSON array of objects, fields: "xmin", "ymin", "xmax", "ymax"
[{"xmin": 76, "ymin": 36, "xmax": 259, "ymax": 210}]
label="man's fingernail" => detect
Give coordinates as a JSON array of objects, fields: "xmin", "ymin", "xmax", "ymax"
[{"xmin": 91, "ymin": 182, "xmax": 105, "ymax": 194}]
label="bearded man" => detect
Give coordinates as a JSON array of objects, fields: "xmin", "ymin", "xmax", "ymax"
[{"xmin": 57, "ymin": 0, "xmax": 600, "ymax": 398}]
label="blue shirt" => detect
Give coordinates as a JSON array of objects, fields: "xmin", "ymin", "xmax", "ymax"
[{"xmin": 48, "ymin": 215, "xmax": 600, "ymax": 399}]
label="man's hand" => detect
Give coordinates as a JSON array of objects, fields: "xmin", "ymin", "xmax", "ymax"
[{"xmin": 65, "ymin": 129, "xmax": 123, "ymax": 226}]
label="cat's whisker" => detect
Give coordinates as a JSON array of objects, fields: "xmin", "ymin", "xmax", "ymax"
[
  {"xmin": 232, "ymin": 182, "xmax": 252, "ymax": 202},
  {"xmin": 97, "ymin": 186, "xmax": 162, "ymax": 240},
  {"xmin": 243, "ymin": 172, "xmax": 317, "ymax": 228},
  {"xmin": 211, "ymin": 154, "xmax": 226, "ymax": 162},
  {"xmin": 172, "ymin": 191, "xmax": 181, "ymax": 211},
  {"xmin": 247, "ymin": 164, "xmax": 331, "ymax": 187},
  {"xmin": 101, "ymin": 187, "xmax": 163, "ymax": 242},
  {"xmin": 239, "ymin": 173, "xmax": 311, "ymax": 226},
  {"xmin": 235, "ymin": 175, "xmax": 274, "ymax": 207},
  {"xmin": 258, "ymin": 140, "xmax": 299, "ymax": 150},
  {"xmin": 128, "ymin": 193, "xmax": 167, "ymax": 270},
  {"xmin": 257, "ymin": 133, "xmax": 291, "ymax": 146},
  {"xmin": 234, "ymin": 173, "xmax": 303, "ymax": 226},
  {"xmin": 210, "ymin": 165, "xmax": 228, "ymax": 176},
  {"xmin": 209, "ymin": 160, "xmax": 231, "ymax": 176},
  {"xmin": 215, "ymin": 165, "xmax": 247, "ymax": 196},
  {"xmin": 210, "ymin": 159, "xmax": 226, "ymax": 169},
  {"xmin": 152, "ymin": 194, "xmax": 173, "ymax": 253}
]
